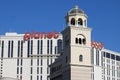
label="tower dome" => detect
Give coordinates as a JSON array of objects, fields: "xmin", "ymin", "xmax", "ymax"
[
  {"xmin": 68, "ymin": 5, "xmax": 85, "ymax": 15},
  {"xmin": 65, "ymin": 5, "xmax": 88, "ymax": 27}
]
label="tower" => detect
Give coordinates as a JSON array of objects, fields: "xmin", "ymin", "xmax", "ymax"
[
  {"xmin": 49, "ymin": 6, "xmax": 92, "ymax": 80},
  {"xmin": 61, "ymin": 5, "xmax": 92, "ymax": 80}
]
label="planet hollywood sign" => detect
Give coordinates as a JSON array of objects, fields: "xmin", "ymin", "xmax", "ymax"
[
  {"xmin": 24, "ymin": 31, "xmax": 59, "ymax": 41},
  {"xmin": 91, "ymin": 41, "xmax": 104, "ymax": 49}
]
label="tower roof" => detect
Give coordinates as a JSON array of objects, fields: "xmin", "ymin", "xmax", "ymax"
[{"xmin": 68, "ymin": 5, "xmax": 85, "ymax": 15}]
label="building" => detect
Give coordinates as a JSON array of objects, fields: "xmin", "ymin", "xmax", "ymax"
[
  {"xmin": 0, "ymin": 31, "xmax": 62, "ymax": 80},
  {"xmin": 49, "ymin": 6, "xmax": 120, "ymax": 80},
  {"xmin": 0, "ymin": 5, "xmax": 120, "ymax": 80}
]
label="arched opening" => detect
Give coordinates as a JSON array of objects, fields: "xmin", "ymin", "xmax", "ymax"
[
  {"xmin": 84, "ymin": 20, "xmax": 87, "ymax": 27},
  {"xmin": 78, "ymin": 18, "xmax": 83, "ymax": 26},
  {"xmin": 75, "ymin": 38, "xmax": 78, "ymax": 44},
  {"xmin": 79, "ymin": 55, "xmax": 83, "ymax": 62},
  {"xmin": 83, "ymin": 38, "xmax": 86, "ymax": 44},
  {"xmin": 79, "ymin": 38, "xmax": 82, "ymax": 44},
  {"xmin": 75, "ymin": 34, "xmax": 86, "ymax": 45},
  {"xmin": 71, "ymin": 18, "xmax": 75, "ymax": 25}
]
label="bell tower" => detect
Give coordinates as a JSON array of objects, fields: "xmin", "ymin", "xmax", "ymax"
[
  {"xmin": 62, "ymin": 5, "xmax": 92, "ymax": 80},
  {"xmin": 65, "ymin": 5, "xmax": 87, "ymax": 27}
]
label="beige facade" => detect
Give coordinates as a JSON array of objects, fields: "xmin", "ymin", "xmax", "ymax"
[{"xmin": 71, "ymin": 65, "xmax": 91, "ymax": 80}]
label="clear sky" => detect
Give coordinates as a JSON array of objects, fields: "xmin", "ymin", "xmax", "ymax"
[{"xmin": 0, "ymin": 0, "xmax": 120, "ymax": 52}]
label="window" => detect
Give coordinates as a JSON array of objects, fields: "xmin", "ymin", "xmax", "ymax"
[
  {"xmin": 41, "ymin": 40, "xmax": 43, "ymax": 54},
  {"xmin": 79, "ymin": 38, "xmax": 82, "ymax": 44},
  {"xmin": 17, "ymin": 59, "xmax": 19, "ymax": 66},
  {"xmin": 37, "ymin": 67, "xmax": 39, "ymax": 74},
  {"xmin": 40, "ymin": 76, "xmax": 42, "ymax": 80},
  {"xmin": 71, "ymin": 18, "xmax": 75, "ymax": 25},
  {"xmin": 27, "ymin": 40, "xmax": 30, "ymax": 57},
  {"xmin": 41, "ymin": 67, "xmax": 42, "ymax": 74},
  {"xmin": 8, "ymin": 41, "xmax": 10, "ymax": 58},
  {"xmin": 37, "ymin": 59, "xmax": 39, "ymax": 66},
  {"xmin": 11, "ymin": 40, "xmax": 14, "ymax": 57},
  {"xmin": 116, "ymin": 56, "xmax": 120, "ymax": 61},
  {"xmin": 50, "ymin": 40, "xmax": 52, "ymax": 54},
  {"xmin": 111, "ymin": 54, "xmax": 115, "ymax": 60},
  {"xmin": 83, "ymin": 38, "xmax": 86, "ymax": 44},
  {"xmin": 47, "ymin": 40, "xmax": 49, "ymax": 54},
  {"xmin": 20, "ymin": 67, "xmax": 22, "ymax": 74},
  {"xmin": 78, "ymin": 18, "xmax": 83, "ymax": 26},
  {"xmin": 1, "ymin": 41, "xmax": 4, "ymax": 58},
  {"xmin": 75, "ymin": 34, "xmax": 86, "ymax": 45},
  {"xmin": 37, "ymin": 40, "xmax": 40, "ymax": 55},
  {"xmin": 41, "ymin": 59, "xmax": 43, "ymax": 66},
  {"xmin": 21, "ymin": 41, "xmax": 23, "ymax": 57},
  {"xmin": 37, "ymin": 76, "xmax": 39, "ymax": 80},
  {"xmin": 31, "ymin": 40, "xmax": 33, "ymax": 55},
  {"xmin": 75, "ymin": 38, "xmax": 78, "ymax": 44},
  {"xmin": 106, "ymin": 53, "xmax": 110, "ymax": 58},
  {"xmin": 18, "ymin": 41, "xmax": 20, "ymax": 57},
  {"xmin": 79, "ymin": 55, "xmax": 83, "ymax": 62},
  {"xmin": 31, "ymin": 67, "xmax": 33, "ymax": 74},
  {"xmin": 30, "ymin": 76, "xmax": 32, "ymax": 80},
  {"xmin": 20, "ymin": 76, "xmax": 22, "ymax": 80},
  {"xmin": 84, "ymin": 20, "xmax": 87, "ymax": 26}
]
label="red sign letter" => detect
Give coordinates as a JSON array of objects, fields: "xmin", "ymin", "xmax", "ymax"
[
  {"xmin": 53, "ymin": 32, "xmax": 59, "ymax": 39},
  {"xmin": 24, "ymin": 32, "xmax": 31, "ymax": 41}
]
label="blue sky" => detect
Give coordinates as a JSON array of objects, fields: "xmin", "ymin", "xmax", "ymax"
[{"xmin": 0, "ymin": 0, "xmax": 120, "ymax": 52}]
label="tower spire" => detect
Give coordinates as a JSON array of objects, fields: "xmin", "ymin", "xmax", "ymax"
[{"xmin": 74, "ymin": 5, "xmax": 78, "ymax": 9}]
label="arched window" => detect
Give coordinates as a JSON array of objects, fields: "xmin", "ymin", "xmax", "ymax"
[
  {"xmin": 78, "ymin": 18, "xmax": 83, "ymax": 26},
  {"xmin": 76, "ymin": 34, "xmax": 86, "ymax": 45},
  {"xmin": 71, "ymin": 18, "xmax": 75, "ymax": 25},
  {"xmin": 83, "ymin": 38, "xmax": 86, "ymax": 44},
  {"xmin": 75, "ymin": 38, "xmax": 78, "ymax": 44},
  {"xmin": 79, "ymin": 38, "xmax": 82, "ymax": 44},
  {"xmin": 79, "ymin": 55, "xmax": 83, "ymax": 62},
  {"xmin": 84, "ymin": 20, "xmax": 87, "ymax": 27}
]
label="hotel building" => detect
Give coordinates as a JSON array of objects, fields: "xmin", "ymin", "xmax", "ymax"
[
  {"xmin": 49, "ymin": 6, "xmax": 120, "ymax": 80},
  {"xmin": 0, "ymin": 32, "xmax": 62, "ymax": 80}
]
